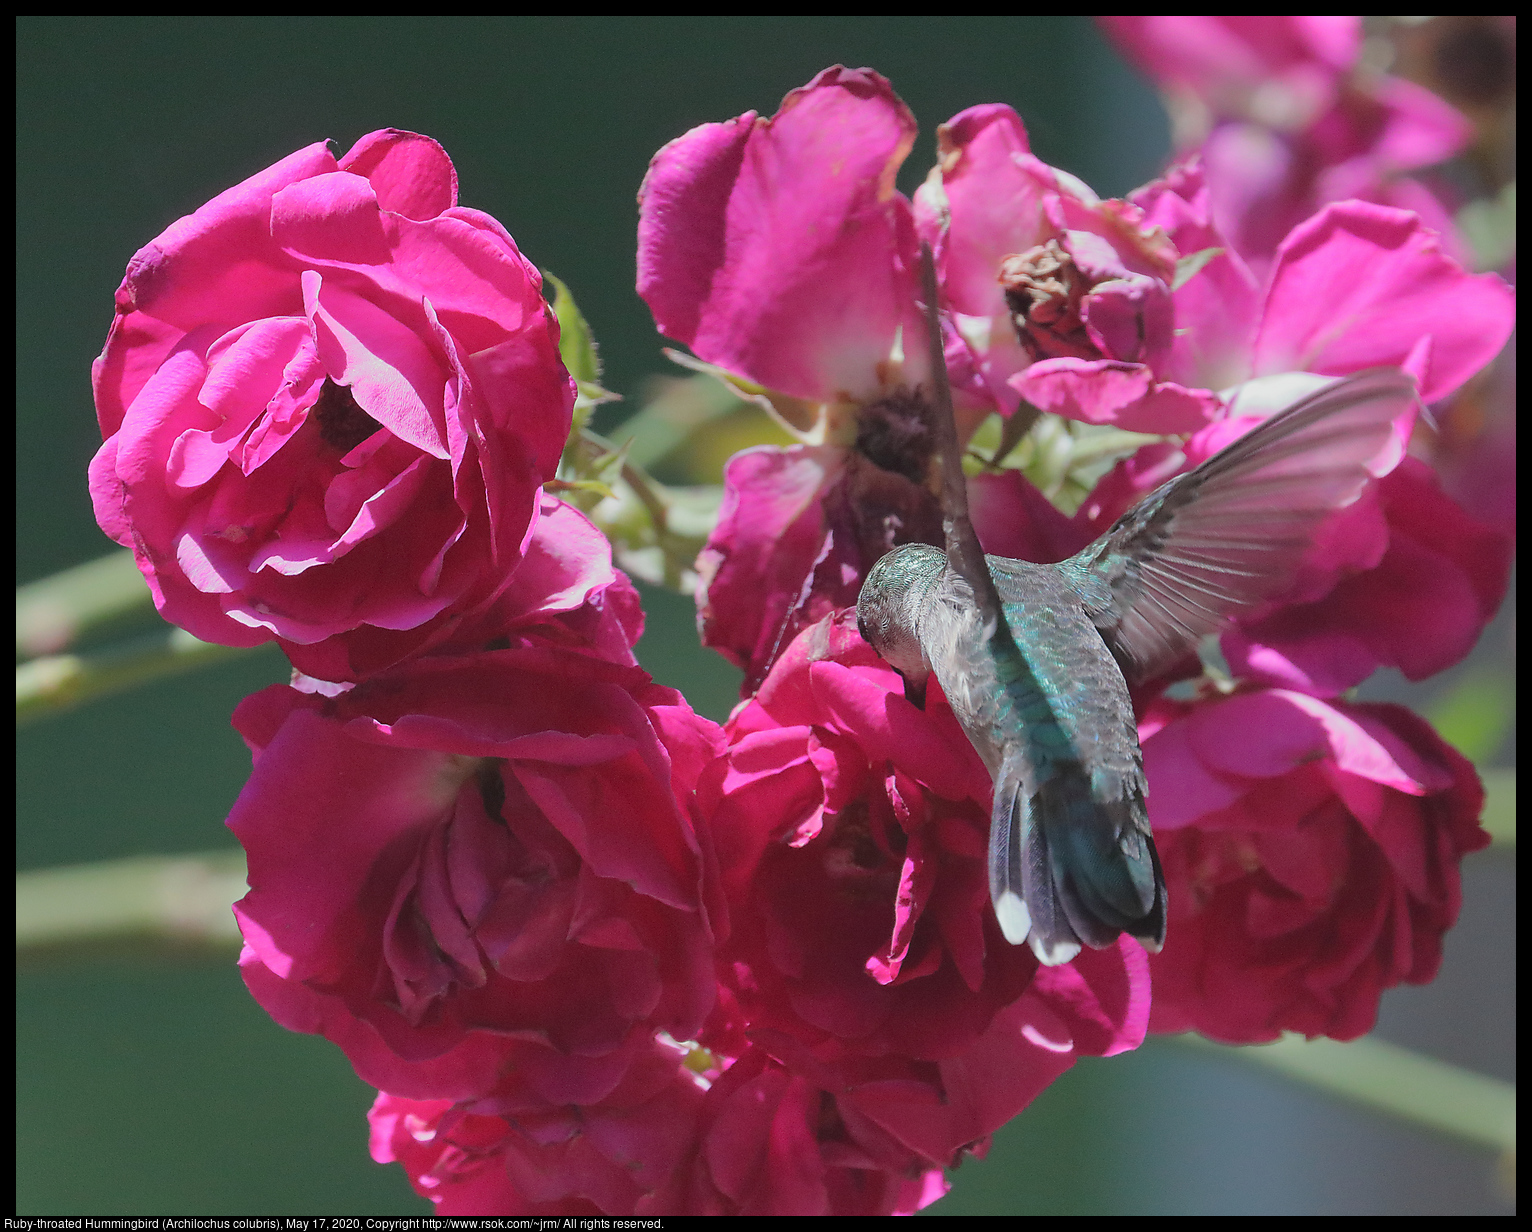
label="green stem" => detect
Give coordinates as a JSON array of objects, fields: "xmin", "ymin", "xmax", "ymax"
[
  {"xmin": 16, "ymin": 548, "xmax": 155, "ymax": 658},
  {"xmin": 984, "ymin": 401, "xmax": 1041, "ymax": 469},
  {"xmin": 16, "ymin": 626, "xmax": 254, "ymax": 726},
  {"xmin": 1478, "ymin": 768, "xmax": 1516, "ymax": 849},
  {"xmin": 567, "ymin": 424, "xmax": 712, "ymax": 592},
  {"xmin": 15, "ymin": 851, "xmax": 247, "ymax": 955},
  {"xmin": 1173, "ymin": 1032, "xmax": 1515, "ymax": 1154}
]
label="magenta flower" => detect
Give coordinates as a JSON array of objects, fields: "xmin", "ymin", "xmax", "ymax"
[
  {"xmin": 228, "ymin": 640, "xmax": 725, "ymax": 1101},
  {"xmin": 1222, "ymin": 457, "xmax": 1514, "ymax": 695},
  {"xmin": 90, "ymin": 129, "xmax": 574, "ymax": 682},
  {"xmin": 915, "ymin": 104, "xmax": 1219, "ymax": 431},
  {"xmin": 695, "ymin": 444, "xmax": 940, "ymax": 693},
  {"xmin": 368, "ymin": 1035, "xmax": 708, "ymax": 1216},
  {"xmin": 1100, "ymin": 16, "xmax": 1473, "ymax": 271},
  {"xmin": 1139, "ymin": 689, "xmax": 1488, "ymax": 1042},
  {"xmin": 698, "ymin": 610, "xmax": 1148, "ymax": 1064},
  {"xmin": 1043, "ymin": 197, "xmax": 1514, "ymax": 697},
  {"xmin": 657, "ymin": 956, "xmax": 1151, "ymax": 1216},
  {"xmin": 637, "ymin": 67, "xmax": 1227, "ymax": 692},
  {"xmin": 642, "ymin": 1044, "xmax": 949, "ymax": 1216},
  {"xmin": 638, "ymin": 67, "xmax": 946, "ymax": 693},
  {"xmin": 1126, "ymin": 163, "xmax": 1515, "ymax": 404}
]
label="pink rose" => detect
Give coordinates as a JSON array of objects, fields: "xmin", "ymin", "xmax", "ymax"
[
  {"xmin": 1126, "ymin": 163, "xmax": 1513, "ymax": 407},
  {"xmin": 638, "ymin": 68, "xmax": 944, "ymax": 695},
  {"xmin": 643, "ymin": 1044, "xmax": 950, "ymax": 1216},
  {"xmin": 90, "ymin": 129, "xmax": 574, "ymax": 681},
  {"xmin": 699, "ymin": 611, "xmax": 1148, "ymax": 1066},
  {"xmin": 228, "ymin": 642, "xmax": 725, "ymax": 1101},
  {"xmin": 658, "ymin": 948, "xmax": 1151, "ymax": 1217},
  {"xmin": 1100, "ymin": 16, "xmax": 1472, "ymax": 271},
  {"xmin": 917, "ymin": 104, "xmax": 1218, "ymax": 431},
  {"xmin": 369, "ymin": 1035, "xmax": 709, "ymax": 1216},
  {"xmin": 695, "ymin": 444, "xmax": 940, "ymax": 694},
  {"xmin": 1140, "ymin": 690, "xmax": 1488, "ymax": 1042}
]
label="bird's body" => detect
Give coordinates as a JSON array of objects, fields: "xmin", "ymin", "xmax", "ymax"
[
  {"xmin": 857, "ymin": 368, "xmax": 1418, "ymax": 965},
  {"xmin": 859, "ymin": 541, "xmax": 1161, "ymax": 966}
]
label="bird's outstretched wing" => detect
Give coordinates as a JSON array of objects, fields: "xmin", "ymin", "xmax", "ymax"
[{"xmin": 1067, "ymin": 367, "xmax": 1418, "ymax": 684}]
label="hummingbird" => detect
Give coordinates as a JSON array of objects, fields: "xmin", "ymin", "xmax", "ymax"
[{"xmin": 856, "ymin": 256, "xmax": 1418, "ymax": 966}]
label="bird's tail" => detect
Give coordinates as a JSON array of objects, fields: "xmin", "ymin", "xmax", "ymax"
[{"xmin": 989, "ymin": 754, "xmax": 1166, "ymax": 966}]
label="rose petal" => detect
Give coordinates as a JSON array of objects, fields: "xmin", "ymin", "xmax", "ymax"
[
  {"xmin": 1253, "ymin": 201, "xmax": 1516, "ymax": 402},
  {"xmin": 637, "ymin": 66, "xmax": 924, "ymax": 403}
]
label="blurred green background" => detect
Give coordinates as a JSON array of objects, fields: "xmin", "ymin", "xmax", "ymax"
[{"xmin": 16, "ymin": 16, "xmax": 1514, "ymax": 1215}]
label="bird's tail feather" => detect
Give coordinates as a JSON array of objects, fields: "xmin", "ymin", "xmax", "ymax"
[{"xmin": 989, "ymin": 755, "xmax": 1166, "ymax": 966}]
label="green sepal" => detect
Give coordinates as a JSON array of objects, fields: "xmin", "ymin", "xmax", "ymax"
[
  {"xmin": 544, "ymin": 476, "xmax": 619, "ymax": 502},
  {"xmin": 544, "ymin": 268, "xmax": 605, "ymax": 391},
  {"xmin": 1171, "ymin": 246, "xmax": 1225, "ymax": 291},
  {"xmin": 545, "ymin": 269, "xmax": 623, "ymax": 485}
]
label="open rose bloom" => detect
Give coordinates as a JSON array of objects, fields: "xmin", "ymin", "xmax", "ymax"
[
  {"xmin": 78, "ymin": 49, "xmax": 1508, "ymax": 1214},
  {"xmin": 638, "ymin": 67, "xmax": 945, "ymax": 693},
  {"xmin": 1140, "ymin": 691, "xmax": 1488, "ymax": 1042},
  {"xmin": 229, "ymin": 640, "xmax": 725, "ymax": 1101},
  {"xmin": 90, "ymin": 129, "xmax": 574, "ymax": 682}
]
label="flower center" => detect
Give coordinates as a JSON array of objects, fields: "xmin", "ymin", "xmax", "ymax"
[
  {"xmin": 821, "ymin": 797, "xmax": 904, "ymax": 905},
  {"xmin": 855, "ymin": 388, "xmax": 933, "ymax": 484},
  {"xmin": 314, "ymin": 379, "xmax": 381, "ymax": 453},
  {"xmin": 998, "ymin": 240, "xmax": 1093, "ymax": 363}
]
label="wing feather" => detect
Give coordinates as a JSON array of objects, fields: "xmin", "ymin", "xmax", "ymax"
[{"xmin": 1070, "ymin": 367, "xmax": 1417, "ymax": 682}]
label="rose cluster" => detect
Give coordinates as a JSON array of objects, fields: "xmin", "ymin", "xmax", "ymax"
[
  {"xmin": 90, "ymin": 21, "xmax": 1509, "ymax": 1215},
  {"xmin": 635, "ymin": 52, "xmax": 1507, "ymax": 1055}
]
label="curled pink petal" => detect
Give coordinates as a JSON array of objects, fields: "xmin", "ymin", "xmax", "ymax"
[
  {"xmin": 1008, "ymin": 358, "xmax": 1219, "ymax": 432},
  {"xmin": 918, "ymin": 104, "xmax": 1054, "ymax": 414},
  {"xmin": 925, "ymin": 104, "xmax": 1196, "ymax": 424},
  {"xmin": 637, "ymin": 66, "xmax": 924, "ymax": 404},
  {"xmin": 337, "ymin": 128, "xmax": 459, "ymax": 221},
  {"xmin": 696, "ymin": 444, "xmax": 939, "ymax": 694},
  {"xmin": 1252, "ymin": 201, "xmax": 1516, "ymax": 402}
]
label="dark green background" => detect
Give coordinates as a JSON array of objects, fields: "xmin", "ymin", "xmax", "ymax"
[{"xmin": 17, "ymin": 16, "xmax": 1513, "ymax": 1215}]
